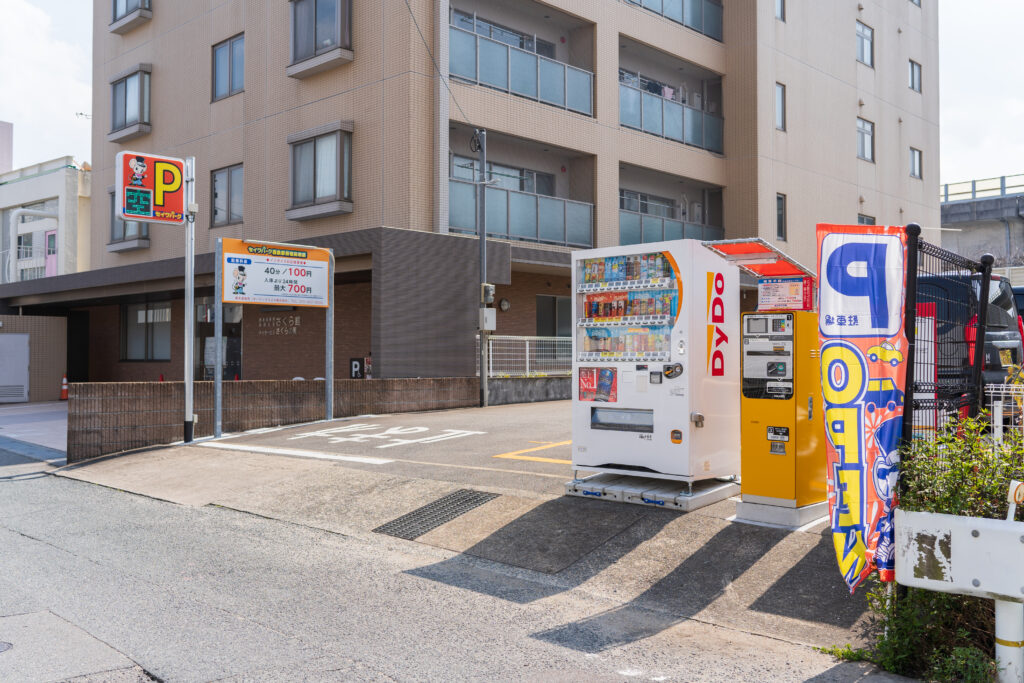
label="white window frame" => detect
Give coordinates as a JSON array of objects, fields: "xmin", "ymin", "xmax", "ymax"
[
  {"xmin": 909, "ymin": 59, "xmax": 922, "ymax": 93},
  {"xmin": 910, "ymin": 147, "xmax": 922, "ymax": 179},
  {"xmin": 857, "ymin": 117, "xmax": 875, "ymax": 162},
  {"xmin": 212, "ymin": 164, "xmax": 244, "ymax": 227},
  {"xmin": 775, "ymin": 83, "xmax": 786, "ymax": 131},
  {"xmin": 856, "ymin": 21, "xmax": 874, "ymax": 67}
]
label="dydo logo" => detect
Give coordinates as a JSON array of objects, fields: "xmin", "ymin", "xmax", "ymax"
[{"xmin": 706, "ymin": 272, "xmax": 728, "ymax": 376}]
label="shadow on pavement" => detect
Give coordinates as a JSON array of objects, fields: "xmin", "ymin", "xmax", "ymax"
[
  {"xmin": 406, "ymin": 496, "xmax": 678, "ymax": 604},
  {"xmin": 749, "ymin": 531, "xmax": 868, "ymax": 629},
  {"xmin": 531, "ymin": 522, "xmax": 788, "ymax": 653}
]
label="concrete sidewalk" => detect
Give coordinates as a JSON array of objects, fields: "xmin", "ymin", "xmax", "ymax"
[{"xmin": 0, "ymin": 401, "xmax": 67, "ymax": 465}]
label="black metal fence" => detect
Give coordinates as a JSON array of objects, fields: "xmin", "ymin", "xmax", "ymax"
[{"xmin": 902, "ymin": 223, "xmax": 994, "ymax": 444}]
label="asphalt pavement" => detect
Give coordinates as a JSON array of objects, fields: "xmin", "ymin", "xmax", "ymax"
[{"xmin": 0, "ymin": 400, "xmax": 909, "ymax": 681}]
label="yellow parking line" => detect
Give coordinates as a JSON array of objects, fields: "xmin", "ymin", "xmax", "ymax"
[{"xmin": 493, "ymin": 440, "xmax": 572, "ymax": 464}]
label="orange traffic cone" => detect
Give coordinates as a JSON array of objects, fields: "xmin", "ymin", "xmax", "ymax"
[{"xmin": 60, "ymin": 374, "xmax": 68, "ymax": 401}]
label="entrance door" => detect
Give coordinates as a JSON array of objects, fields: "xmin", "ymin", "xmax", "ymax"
[
  {"xmin": 0, "ymin": 334, "xmax": 30, "ymax": 402},
  {"xmin": 45, "ymin": 230, "xmax": 57, "ymax": 277}
]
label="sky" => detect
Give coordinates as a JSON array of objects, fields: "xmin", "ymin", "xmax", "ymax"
[{"xmin": 0, "ymin": 0, "xmax": 1021, "ymax": 185}]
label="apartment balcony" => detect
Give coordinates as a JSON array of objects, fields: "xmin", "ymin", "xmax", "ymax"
[
  {"xmin": 618, "ymin": 163, "xmax": 723, "ymax": 245},
  {"xmin": 619, "ymin": 37, "xmax": 723, "ymax": 154},
  {"xmin": 448, "ymin": 126, "xmax": 594, "ymax": 248},
  {"xmin": 449, "ymin": 3, "xmax": 594, "ymax": 116},
  {"xmin": 624, "ymin": 0, "xmax": 723, "ymax": 42}
]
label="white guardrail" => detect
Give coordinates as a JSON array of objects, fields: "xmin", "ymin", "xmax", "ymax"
[{"xmin": 477, "ymin": 335, "xmax": 571, "ymax": 378}]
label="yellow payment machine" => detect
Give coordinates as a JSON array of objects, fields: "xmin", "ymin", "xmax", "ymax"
[{"xmin": 737, "ymin": 310, "xmax": 828, "ymax": 526}]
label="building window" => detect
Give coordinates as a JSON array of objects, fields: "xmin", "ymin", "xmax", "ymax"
[
  {"xmin": 856, "ymin": 21, "xmax": 874, "ymax": 67},
  {"xmin": 775, "ymin": 0, "xmax": 785, "ymax": 21},
  {"xmin": 213, "ymin": 34, "xmax": 244, "ymax": 101},
  {"xmin": 111, "ymin": 70, "xmax": 150, "ymax": 132},
  {"xmin": 451, "ymin": 9, "xmax": 556, "ymax": 58},
  {"xmin": 910, "ymin": 0, "xmax": 921, "ymax": 6},
  {"xmin": 109, "ymin": 192, "xmax": 149, "ymax": 242},
  {"xmin": 857, "ymin": 214, "xmax": 876, "ymax": 225},
  {"xmin": 291, "ymin": 0, "xmax": 351, "ymax": 64},
  {"xmin": 619, "ymin": 190, "xmax": 677, "ymax": 219},
  {"xmin": 121, "ymin": 302, "xmax": 171, "ymax": 361},
  {"xmin": 46, "ymin": 233, "xmax": 57, "ymax": 256},
  {"xmin": 113, "ymin": 0, "xmax": 150, "ymax": 22},
  {"xmin": 19, "ymin": 267, "xmax": 45, "ymax": 282},
  {"xmin": 909, "ymin": 60, "xmax": 922, "ymax": 92},
  {"xmin": 212, "ymin": 165, "xmax": 244, "ymax": 226},
  {"xmin": 775, "ymin": 83, "xmax": 786, "ymax": 131},
  {"xmin": 910, "ymin": 147, "xmax": 922, "ymax": 179},
  {"xmin": 16, "ymin": 233, "xmax": 33, "ymax": 259},
  {"xmin": 857, "ymin": 118, "xmax": 875, "ymax": 162},
  {"xmin": 536, "ymin": 295, "xmax": 571, "ymax": 337},
  {"xmin": 290, "ymin": 130, "xmax": 352, "ymax": 208},
  {"xmin": 776, "ymin": 193, "xmax": 786, "ymax": 241}
]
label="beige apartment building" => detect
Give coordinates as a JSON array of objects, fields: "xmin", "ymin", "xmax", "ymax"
[{"xmin": 0, "ymin": 0, "xmax": 938, "ymax": 382}]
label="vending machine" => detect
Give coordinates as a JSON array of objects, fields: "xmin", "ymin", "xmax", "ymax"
[
  {"xmin": 738, "ymin": 310, "xmax": 827, "ymax": 525},
  {"xmin": 571, "ymin": 240, "xmax": 741, "ymax": 482}
]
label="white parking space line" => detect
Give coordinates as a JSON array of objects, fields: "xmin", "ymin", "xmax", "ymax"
[{"xmin": 198, "ymin": 441, "xmax": 393, "ymax": 465}]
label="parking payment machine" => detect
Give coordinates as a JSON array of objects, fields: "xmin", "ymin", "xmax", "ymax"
[{"xmin": 738, "ymin": 310, "xmax": 827, "ymax": 525}]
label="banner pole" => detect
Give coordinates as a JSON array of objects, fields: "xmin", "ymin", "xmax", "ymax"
[
  {"xmin": 183, "ymin": 157, "xmax": 196, "ymax": 443},
  {"xmin": 214, "ymin": 238, "xmax": 223, "ymax": 438}
]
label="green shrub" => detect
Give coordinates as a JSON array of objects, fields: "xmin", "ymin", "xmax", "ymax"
[{"xmin": 829, "ymin": 413, "xmax": 1024, "ymax": 681}]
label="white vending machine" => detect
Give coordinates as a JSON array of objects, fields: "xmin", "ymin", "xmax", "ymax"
[{"xmin": 571, "ymin": 240, "xmax": 741, "ymax": 482}]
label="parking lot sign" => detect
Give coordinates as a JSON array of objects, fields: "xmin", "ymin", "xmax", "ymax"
[{"xmin": 114, "ymin": 151, "xmax": 187, "ymax": 225}]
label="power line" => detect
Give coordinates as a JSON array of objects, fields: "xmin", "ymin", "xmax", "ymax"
[{"xmin": 401, "ymin": 0, "xmax": 471, "ymax": 125}]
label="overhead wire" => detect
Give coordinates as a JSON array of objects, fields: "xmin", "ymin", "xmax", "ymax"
[{"xmin": 401, "ymin": 0, "xmax": 472, "ymax": 126}]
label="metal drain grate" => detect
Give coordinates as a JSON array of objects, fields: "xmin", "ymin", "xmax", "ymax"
[{"xmin": 373, "ymin": 489, "xmax": 499, "ymax": 540}]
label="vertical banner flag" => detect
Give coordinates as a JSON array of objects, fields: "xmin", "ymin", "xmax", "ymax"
[{"xmin": 817, "ymin": 224, "xmax": 908, "ymax": 592}]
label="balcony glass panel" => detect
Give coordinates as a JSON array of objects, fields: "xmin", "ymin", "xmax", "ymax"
[
  {"xmin": 566, "ymin": 202, "xmax": 592, "ymax": 246},
  {"xmin": 703, "ymin": 0, "xmax": 724, "ymax": 41},
  {"xmin": 449, "ymin": 180, "xmax": 476, "ymax": 230},
  {"xmin": 664, "ymin": 220, "xmax": 684, "ymax": 240},
  {"xmin": 485, "ymin": 186, "xmax": 508, "ymax": 236},
  {"xmin": 509, "ymin": 192, "xmax": 537, "ymax": 239},
  {"xmin": 642, "ymin": 0, "xmax": 662, "ymax": 12},
  {"xmin": 642, "ymin": 215, "xmax": 663, "ymax": 242},
  {"xmin": 619, "ymin": 211, "xmax": 642, "ymax": 245},
  {"xmin": 683, "ymin": 0, "xmax": 703, "ymax": 31},
  {"xmin": 704, "ymin": 225, "xmax": 724, "ymax": 241},
  {"xmin": 538, "ymin": 196, "xmax": 565, "ymax": 242},
  {"xmin": 642, "ymin": 92, "xmax": 663, "ymax": 135},
  {"xmin": 664, "ymin": 100, "xmax": 684, "ymax": 142},
  {"xmin": 620, "ymin": 85, "xmax": 641, "ymax": 129},
  {"xmin": 684, "ymin": 222, "xmax": 703, "ymax": 239},
  {"xmin": 479, "ymin": 37, "xmax": 509, "ymax": 90},
  {"xmin": 566, "ymin": 67, "xmax": 593, "ymax": 115},
  {"xmin": 704, "ymin": 114, "xmax": 724, "ymax": 153},
  {"xmin": 450, "ymin": 27, "xmax": 477, "ymax": 80},
  {"xmin": 664, "ymin": 0, "xmax": 684, "ymax": 23},
  {"xmin": 539, "ymin": 58, "xmax": 565, "ymax": 107},
  {"xmin": 684, "ymin": 106, "xmax": 704, "ymax": 146},
  {"xmin": 510, "ymin": 49, "xmax": 538, "ymax": 98}
]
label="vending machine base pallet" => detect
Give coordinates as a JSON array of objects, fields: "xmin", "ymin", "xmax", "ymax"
[
  {"xmin": 565, "ymin": 473, "xmax": 739, "ymax": 512},
  {"xmin": 734, "ymin": 500, "xmax": 828, "ymax": 529}
]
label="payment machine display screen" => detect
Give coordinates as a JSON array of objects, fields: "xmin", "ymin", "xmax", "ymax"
[{"xmin": 748, "ymin": 317, "xmax": 768, "ymax": 334}]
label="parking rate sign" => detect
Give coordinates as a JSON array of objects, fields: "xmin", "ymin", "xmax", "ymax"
[
  {"xmin": 114, "ymin": 151, "xmax": 186, "ymax": 224},
  {"xmin": 221, "ymin": 238, "xmax": 330, "ymax": 308}
]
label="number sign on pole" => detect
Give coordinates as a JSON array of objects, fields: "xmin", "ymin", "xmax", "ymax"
[{"xmin": 114, "ymin": 151, "xmax": 187, "ymax": 225}]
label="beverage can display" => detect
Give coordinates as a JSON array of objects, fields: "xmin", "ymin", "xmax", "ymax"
[{"xmin": 595, "ymin": 368, "xmax": 616, "ymax": 402}]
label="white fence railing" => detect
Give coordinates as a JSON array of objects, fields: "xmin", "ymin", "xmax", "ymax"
[
  {"xmin": 987, "ymin": 383, "xmax": 1024, "ymax": 443},
  {"xmin": 477, "ymin": 335, "xmax": 572, "ymax": 377}
]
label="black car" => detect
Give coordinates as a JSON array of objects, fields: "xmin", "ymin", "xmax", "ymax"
[{"xmin": 915, "ymin": 274, "xmax": 1023, "ymax": 393}]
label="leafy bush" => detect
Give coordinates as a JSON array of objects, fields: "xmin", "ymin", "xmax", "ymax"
[{"xmin": 830, "ymin": 414, "xmax": 1023, "ymax": 681}]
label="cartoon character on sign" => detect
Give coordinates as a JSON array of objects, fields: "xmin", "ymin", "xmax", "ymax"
[
  {"xmin": 128, "ymin": 156, "xmax": 147, "ymax": 186},
  {"xmin": 232, "ymin": 265, "xmax": 246, "ymax": 294}
]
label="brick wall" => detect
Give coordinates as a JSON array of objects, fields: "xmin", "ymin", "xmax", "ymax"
[
  {"xmin": 83, "ymin": 300, "xmax": 182, "ymax": 382},
  {"xmin": 494, "ymin": 271, "xmax": 572, "ymax": 336},
  {"xmin": 67, "ymin": 376, "xmax": 478, "ymax": 462},
  {"xmin": 0, "ymin": 314, "xmax": 67, "ymax": 401}
]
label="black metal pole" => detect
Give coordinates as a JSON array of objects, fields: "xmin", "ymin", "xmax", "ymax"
[
  {"xmin": 900, "ymin": 223, "xmax": 920, "ymax": 468},
  {"xmin": 971, "ymin": 253, "xmax": 994, "ymax": 418}
]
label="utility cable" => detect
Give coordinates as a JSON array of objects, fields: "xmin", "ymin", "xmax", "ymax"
[{"xmin": 401, "ymin": 0, "xmax": 472, "ymax": 126}]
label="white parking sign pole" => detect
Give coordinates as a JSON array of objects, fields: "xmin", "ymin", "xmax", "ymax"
[{"xmin": 183, "ymin": 157, "xmax": 197, "ymax": 443}]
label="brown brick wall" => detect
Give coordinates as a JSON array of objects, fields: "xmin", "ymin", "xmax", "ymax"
[
  {"xmin": 66, "ymin": 376, "xmax": 478, "ymax": 462},
  {"xmin": 83, "ymin": 300, "xmax": 182, "ymax": 382},
  {"xmin": 494, "ymin": 271, "xmax": 572, "ymax": 336}
]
